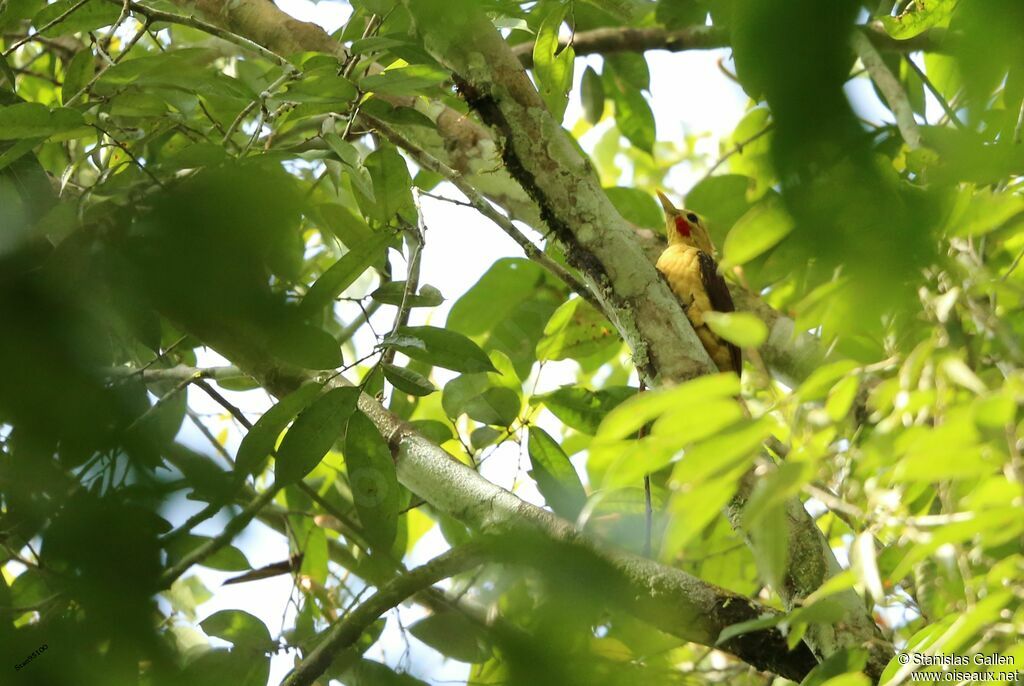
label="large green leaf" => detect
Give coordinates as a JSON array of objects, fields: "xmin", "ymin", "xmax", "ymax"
[
  {"xmin": 720, "ymin": 196, "xmax": 794, "ymax": 270},
  {"xmin": 532, "ymin": 4, "xmax": 575, "ymax": 122},
  {"xmin": 300, "ymin": 230, "xmax": 393, "ymax": 316},
  {"xmin": 344, "ymin": 411, "xmax": 399, "ymax": 552},
  {"xmin": 408, "ymin": 609, "xmax": 492, "ymax": 663},
  {"xmin": 383, "ymin": 325, "xmax": 497, "ymax": 373},
  {"xmin": 447, "ymin": 258, "xmax": 546, "ymax": 336},
  {"xmin": 536, "ymin": 298, "xmax": 619, "ymax": 362},
  {"xmin": 359, "ymin": 64, "xmax": 449, "ymax": 97},
  {"xmin": 200, "ymin": 610, "xmax": 275, "ymax": 653},
  {"xmin": 274, "ymin": 386, "xmax": 359, "ymax": 486},
  {"xmin": 880, "ymin": 0, "xmax": 955, "ymax": 39},
  {"xmin": 527, "ymin": 427, "xmax": 587, "ymax": 519},
  {"xmin": 0, "ymin": 103, "xmax": 85, "ymax": 139},
  {"xmin": 534, "ymin": 385, "xmax": 634, "ymax": 435},
  {"xmin": 32, "ymin": 0, "xmax": 119, "ymax": 37},
  {"xmin": 356, "ymin": 144, "xmax": 415, "ymax": 225},
  {"xmin": 235, "ymin": 382, "xmax": 323, "ymax": 477},
  {"xmin": 604, "ymin": 61, "xmax": 655, "ymax": 153},
  {"xmin": 165, "ymin": 535, "xmax": 251, "ymax": 572}
]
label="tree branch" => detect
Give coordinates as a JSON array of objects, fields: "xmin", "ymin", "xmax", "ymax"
[
  {"xmin": 282, "ymin": 544, "xmax": 488, "ymax": 686},
  {"xmin": 511, "ymin": 22, "xmax": 950, "ymax": 67},
  {"xmin": 852, "ymin": 30, "xmax": 923, "ymax": 151}
]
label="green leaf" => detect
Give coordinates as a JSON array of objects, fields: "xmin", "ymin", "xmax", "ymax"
[
  {"xmin": 384, "ymin": 325, "xmax": 497, "ymax": 373},
  {"xmin": 0, "ymin": 103, "xmax": 85, "ymax": 139},
  {"xmin": 282, "ymin": 69, "xmax": 356, "ymax": 104},
  {"xmin": 166, "ymin": 576, "xmax": 211, "ymax": 621},
  {"xmin": 266, "ymin": 323, "xmax": 343, "ymax": 370},
  {"xmin": 200, "ymin": 609, "xmax": 275, "ymax": 652},
  {"xmin": 32, "ymin": 0, "xmax": 119, "ymax": 37},
  {"xmin": 703, "ymin": 311, "xmax": 767, "ymax": 348},
  {"xmin": 382, "ymin": 363, "xmax": 436, "ymax": 396},
  {"xmin": 797, "ymin": 360, "xmax": 859, "ymax": 402},
  {"xmin": 825, "ymin": 374, "xmax": 859, "ymax": 421},
  {"xmin": 370, "ymin": 281, "xmax": 444, "ymax": 307},
  {"xmin": 527, "ymin": 427, "xmax": 587, "ymax": 519},
  {"xmin": 880, "ymin": 0, "xmax": 955, "ymax": 39},
  {"xmin": 409, "ymin": 419, "xmax": 454, "ymax": 444},
  {"xmin": 532, "ymin": 4, "xmax": 574, "ymax": 122},
  {"xmin": 604, "ymin": 186, "xmax": 663, "ymax": 229},
  {"xmin": 715, "ymin": 614, "xmax": 781, "ymax": 645},
  {"xmin": 61, "ymin": 49, "xmax": 94, "ymax": 104},
  {"xmin": 300, "ymin": 231, "xmax": 393, "ymax": 316},
  {"xmin": 0, "ymin": 0, "xmax": 43, "ymax": 33},
  {"xmin": 344, "ymin": 411, "xmax": 399, "ymax": 552},
  {"xmin": 746, "ymin": 500, "xmax": 788, "ymax": 592},
  {"xmin": 685, "ymin": 174, "xmax": 756, "ymax": 240},
  {"xmin": 447, "ymin": 258, "xmax": 546, "ymax": 336},
  {"xmin": 535, "ymin": 385, "xmax": 634, "ymax": 435},
  {"xmin": 235, "ymin": 382, "xmax": 323, "ymax": 477},
  {"xmin": 604, "ymin": 61, "xmax": 655, "ymax": 153},
  {"xmin": 536, "ymin": 298, "xmax": 619, "ymax": 362},
  {"xmin": 357, "ymin": 144, "xmax": 415, "ymax": 225},
  {"xmin": 165, "ymin": 534, "xmax": 252, "ymax": 572},
  {"xmin": 359, "ymin": 64, "xmax": 449, "ymax": 97},
  {"xmin": 720, "ymin": 196, "xmax": 794, "ymax": 270},
  {"xmin": 799, "ymin": 649, "xmax": 869, "ymax": 686},
  {"xmin": 274, "ymin": 387, "xmax": 359, "ymax": 486},
  {"xmin": 595, "ymin": 374, "xmax": 740, "ymax": 441},
  {"xmin": 324, "ymin": 133, "xmax": 374, "ymax": 201},
  {"xmin": 442, "ymin": 374, "xmax": 520, "ymax": 426},
  {"xmin": 409, "ymin": 609, "xmax": 492, "ymax": 663},
  {"xmin": 581, "ymin": 65, "xmax": 605, "ymax": 124}
]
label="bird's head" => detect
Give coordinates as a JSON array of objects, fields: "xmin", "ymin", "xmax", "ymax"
[{"xmin": 657, "ymin": 191, "xmax": 714, "ymax": 255}]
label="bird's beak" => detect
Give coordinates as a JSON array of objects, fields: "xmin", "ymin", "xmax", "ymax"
[{"xmin": 656, "ymin": 190, "xmax": 677, "ymax": 214}]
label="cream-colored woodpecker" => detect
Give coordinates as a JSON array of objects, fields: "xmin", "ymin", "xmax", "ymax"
[{"xmin": 655, "ymin": 191, "xmax": 741, "ymax": 375}]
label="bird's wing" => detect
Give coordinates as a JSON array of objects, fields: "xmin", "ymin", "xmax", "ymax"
[{"xmin": 698, "ymin": 251, "xmax": 742, "ymax": 374}]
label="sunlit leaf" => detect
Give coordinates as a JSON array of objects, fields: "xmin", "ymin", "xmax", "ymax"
[
  {"xmin": 384, "ymin": 325, "xmax": 497, "ymax": 374},
  {"xmin": 703, "ymin": 311, "xmax": 768, "ymax": 348},
  {"xmin": 527, "ymin": 427, "xmax": 587, "ymax": 518},
  {"xmin": 720, "ymin": 196, "xmax": 794, "ymax": 270}
]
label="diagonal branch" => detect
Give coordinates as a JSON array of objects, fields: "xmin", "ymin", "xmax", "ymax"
[{"xmin": 282, "ymin": 544, "xmax": 488, "ymax": 686}]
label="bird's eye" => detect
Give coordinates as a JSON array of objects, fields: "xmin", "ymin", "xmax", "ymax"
[{"xmin": 686, "ymin": 212, "xmax": 699, "ymax": 223}]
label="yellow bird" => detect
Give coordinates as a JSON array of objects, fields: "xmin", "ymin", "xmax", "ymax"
[{"xmin": 655, "ymin": 191, "xmax": 741, "ymax": 375}]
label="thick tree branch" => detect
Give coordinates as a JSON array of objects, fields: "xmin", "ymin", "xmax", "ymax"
[
  {"xmin": 147, "ymin": 349, "xmax": 818, "ymax": 679},
  {"xmin": 512, "ymin": 23, "xmax": 950, "ymax": 67}
]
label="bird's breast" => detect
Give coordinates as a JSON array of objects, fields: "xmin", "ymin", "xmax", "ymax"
[{"xmin": 656, "ymin": 245, "xmax": 703, "ymax": 300}]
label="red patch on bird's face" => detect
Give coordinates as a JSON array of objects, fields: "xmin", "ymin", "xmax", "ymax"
[{"xmin": 674, "ymin": 216, "xmax": 691, "ymax": 237}]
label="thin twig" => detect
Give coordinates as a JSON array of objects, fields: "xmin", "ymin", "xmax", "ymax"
[
  {"xmin": 381, "ymin": 203, "xmax": 424, "ymax": 368},
  {"xmin": 902, "ymin": 55, "xmax": 965, "ymax": 130},
  {"xmin": 698, "ymin": 123, "xmax": 774, "ymax": 183},
  {"xmin": 851, "ymin": 30, "xmax": 922, "ymax": 150}
]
